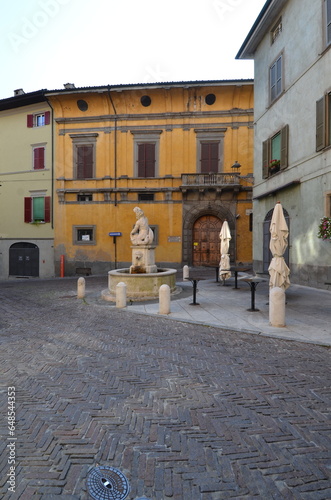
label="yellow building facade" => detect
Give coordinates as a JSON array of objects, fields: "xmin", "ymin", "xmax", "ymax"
[
  {"xmin": 46, "ymin": 81, "xmax": 254, "ymax": 276},
  {"xmin": 0, "ymin": 90, "xmax": 54, "ymax": 279}
]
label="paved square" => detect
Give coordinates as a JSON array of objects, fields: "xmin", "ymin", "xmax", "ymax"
[{"xmin": 0, "ymin": 277, "xmax": 330, "ymax": 499}]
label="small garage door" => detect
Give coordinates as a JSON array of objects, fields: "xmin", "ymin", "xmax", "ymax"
[{"xmin": 9, "ymin": 243, "xmax": 39, "ymax": 277}]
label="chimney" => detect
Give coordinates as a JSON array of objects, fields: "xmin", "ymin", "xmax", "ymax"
[
  {"xmin": 63, "ymin": 83, "xmax": 75, "ymax": 89},
  {"xmin": 14, "ymin": 88, "xmax": 25, "ymax": 96}
]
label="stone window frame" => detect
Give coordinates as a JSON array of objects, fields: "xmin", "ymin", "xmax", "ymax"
[
  {"xmin": 70, "ymin": 133, "xmax": 98, "ymax": 179},
  {"xmin": 194, "ymin": 129, "xmax": 226, "ymax": 173},
  {"xmin": 73, "ymin": 225, "xmax": 96, "ymax": 245},
  {"xmin": 131, "ymin": 130, "xmax": 162, "ymax": 178}
]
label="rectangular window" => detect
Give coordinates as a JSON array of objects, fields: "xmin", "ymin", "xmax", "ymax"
[
  {"xmin": 77, "ymin": 193, "xmax": 93, "ymax": 202},
  {"xmin": 316, "ymin": 93, "xmax": 331, "ymax": 151},
  {"xmin": 138, "ymin": 192, "xmax": 154, "ymax": 201},
  {"xmin": 326, "ymin": 0, "xmax": 331, "ymax": 46},
  {"xmin": 77, "ymin": 145, "xmax": 94, "ymax": 179},
  {"xmin": 27, "ymin": 111, "xmax": 50, "ymax": 128},
  {"xmin": 137, "ymin": 143, "xmax": 156, "ymax": 177},
  {"xmin": 73, "ymin": 226, "xmax": 96, "ymax": 245},
  {"xmin": 200, "ymin": 142, "xmax": 219, "ymax": 173},
  {"xmin": 262, "ymin": 125, "xmax": 289, "ymax": 178},
  {"xmin": 33, "ymin": 147, "xmax": 45, "ymax": 170},
  {"xmin": 24, "ymin": 196, "xmax": 51, "ymax": 223},
  {"xmin": 271, "ymin": 17, "xmax": 282, "ymax": 44},
  {"xmin": 270, "ymin": 54, "xmax": 283, "ymax": 102},
  {"xmin": 131, "ymin": 130, "xmax": 162, "ymax": 178},
  {"xmin": 71, "ymin": 133, "xmax": 98, "ymax": 179}
]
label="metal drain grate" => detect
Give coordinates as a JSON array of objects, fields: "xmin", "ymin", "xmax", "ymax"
[{"xmin": 87, "ymin": 466, "xmax": 130, "ymax": 500}]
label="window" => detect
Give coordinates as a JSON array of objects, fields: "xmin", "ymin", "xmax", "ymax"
[
  {"xmin": 195, "ymin": 129, "xmax": 226, "ymax": 173},
  {"xmin": 27, "ymin": 111, "xmax": 50, "ymax": 128},
  {"xmin": 138, "ymin": 192, "xmax": 154, "ymax": 201},
  {"xmin": 33, "ymin": 146, "xmax": 45, "ymax": 170},
  {"xmin": 326, "ymin": 0, "xmax": 331, "ymax": 46},
  {"xmin": 270, "ymin": 54, "xmax": 283, "ymax": 102},
  {"xmin": 262, "ymin": 125, "xmax": 289, "ymax": 178},
  {"xmin": 316, "ymin": 93, "xmax": 331, "ymax": 151},
  {"xmin": 73, "ymin": 226, "xmax": 96, "ymax": 245},
  {"xmin": 131, "ymin": 131, "xmax": 162, "ymax": 177},
  {"xmin": 77, "ymin": 193, "xmax": 93, "ymax": 202},
  {"xmin": 271, "ymin": 17, "xmax": 282, "ymax": 44},
  {"xmin": 200, "ymin": 142, "xmax": 219, "ymax": 173},
  {"xmin": 70, "ymin": 133, "xmax": 98, "ymax": 179},
  {"xmin": 24, "ymin": 195, "xmax": 51, "ymax": 223}
]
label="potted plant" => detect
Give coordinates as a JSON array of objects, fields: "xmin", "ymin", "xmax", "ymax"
[
  {"xmin": 269, "ymin": 159, "xmax": 280, "ymax": 175},
  {"xmin": 317, "ymin": 216, "xmax": 331, "ymax": 240}
]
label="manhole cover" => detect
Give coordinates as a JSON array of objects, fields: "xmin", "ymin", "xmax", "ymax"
[{"xmin": 87, "ymin": 466, "xmax": 130, "ymax": 500}]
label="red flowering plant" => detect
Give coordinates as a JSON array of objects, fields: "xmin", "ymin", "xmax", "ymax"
[
  {"xmin": 269, "ymin": 159, "xmax": 280, "ymax": 174},
  {"xmin": 317, "ymin": 217, "xmax": 331, "ymax": 240}
]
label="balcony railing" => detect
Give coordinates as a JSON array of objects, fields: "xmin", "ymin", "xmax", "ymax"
[{"xmin": 181, "ymin": 173, "xmax": 240, "ymax": 187}]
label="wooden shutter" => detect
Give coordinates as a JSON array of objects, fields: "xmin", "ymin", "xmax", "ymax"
[
  {"xmin": 262, "ymin": 139, "xmax": 270, "ymax": 178},
  {"xmin": 44, "ymin": 196, "xmax": 51, "ymax": 223},
  {"xmin": 77, "ymin": 145, "xmax": 93, "ymax": 179},
  {"xmin": 280, "ymin": 124, "xmax": 289, "ymax": 170},
  {"xmin": 316, "ymin": 96, "xmax": 326, "ymax": 151},
  {"xmin": 201, "ymin": 143, "xmax": 219, "ymax": 173},
  {"xmin": 137, "ymin": 143, "xmax": 155, "ymax": 177},
  {"xmin": 45, "ymin": 111, "xmax": 50, "ymax": 125},
  {"xmin": 24, "ymin": 197, "xmax": 32, "ymax": 222},
  {"xmin": 33, "ymin": 147, "xmax": 45, "ymax": 169},
  {"xmin": 27, "ymin": 114, "xmax": 33, "ymax": 127}
]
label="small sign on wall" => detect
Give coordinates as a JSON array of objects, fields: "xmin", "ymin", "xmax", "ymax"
[{"xmin": 168, "ymin": 236, "xmax": 181, "ymax": 242}]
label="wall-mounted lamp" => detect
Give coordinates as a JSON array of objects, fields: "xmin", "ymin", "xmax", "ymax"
[{"xmin": 231, "ymin": 161, "xmax": 241, "ymax": 174}]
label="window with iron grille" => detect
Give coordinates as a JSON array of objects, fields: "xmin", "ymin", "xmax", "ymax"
[
  {"xmin": 73, "ymin": 225, "xmax": 96, "ymax": 245},
  {"xmin": 138, "ymin": 192, "xmax": 154, "ymax": 201}
]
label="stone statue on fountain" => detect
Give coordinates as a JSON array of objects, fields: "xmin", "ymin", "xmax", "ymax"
[{"xmin": 130, "ymin": 207, "xmax": 157, "ymax": 274}]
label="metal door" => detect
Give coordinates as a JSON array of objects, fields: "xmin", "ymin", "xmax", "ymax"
[
  {"xmin": 9, "ymin": 243, "xmax": 39, "ymax": 277},
  {"xmin": 193, "ymin": 215, "xmax": 223, "ymax": 266}
]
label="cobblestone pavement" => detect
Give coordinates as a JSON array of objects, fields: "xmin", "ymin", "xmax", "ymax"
[{"xmin": 0, "ymin": 277, "xmax": 330, "ymax": 499}]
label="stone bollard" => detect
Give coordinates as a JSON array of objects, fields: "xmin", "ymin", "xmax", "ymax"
[
  {"xmin": 183, "ymin": 265, "xmax": 189, "ymax": 281},
  {"xmin": 77, "ymin": 277, "xmax": 85, "ymax": 299},
  {"xmin": 159, "ymin": 284, "xmax": 171, "ymax": 315},
  {"xmin": 269, "ymin": 286, "xmax": 286, "ymax": 327},
  {"xmin": 116, "ymin": 282, "xmax": 127, "ymax": 308}
]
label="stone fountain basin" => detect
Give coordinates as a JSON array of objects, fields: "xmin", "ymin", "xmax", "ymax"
[{"xmin": 102, "ymin": 268, "xmax": 178, "ymax": 302}]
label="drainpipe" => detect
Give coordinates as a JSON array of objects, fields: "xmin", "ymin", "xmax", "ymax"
[
  {"xmin": 45, "ymin": 95, "xmax": 54, "ymax": 229},
  {"xmin": 107, "ymin": 86, "xmax": 117, "ymax": 206}
]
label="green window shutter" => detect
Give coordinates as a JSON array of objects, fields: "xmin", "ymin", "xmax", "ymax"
[
  {"xmin": 316, "ymin": 96, "xmax": 326, "ymax": 151},
  {"xmin": 280, "ymin": 124, "xmax": 289, "ymax": 170},
  {"xmin": 262, "ymin": 139, "xmax": 269, "ymax": 178}
]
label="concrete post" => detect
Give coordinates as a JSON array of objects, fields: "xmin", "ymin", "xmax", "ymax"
[
  {"xmin": 269, "ymin": 286, "xmax": 286, "ymax": 327},
  {"xmin": 116, "ymin": 282, "xmax": 127, "ymax": 308},
  {"xmin": 77, "ymin": 277, "xmax": 85, "ymax": 299},
  {"xmin": 159, "ymin": 284, "xmax": 171, "ymax": 314},
  {"xmin": 183, "ymin": 265, "xmax": 189, "ymax": 280}
]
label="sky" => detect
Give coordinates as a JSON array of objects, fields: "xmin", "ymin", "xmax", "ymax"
[{"xmin": 0, "ymin": 0, "xmax": 266, "ymax": 100}]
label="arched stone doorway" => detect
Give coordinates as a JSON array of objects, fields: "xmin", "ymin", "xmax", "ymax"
[
  {"xmin": 9, "ymin": 242, "xmax": 39, "ymax": 277},
  {"xmin": 263, "ymin": 208, "xmax": 290, "ymax": 272},
  {"xmin": 193, "ymin": 215, "xmax": 223, "ymax": 266},
  {"xmin": 182, "ymin": 204, "xmax": 235, "ymax": 266}
]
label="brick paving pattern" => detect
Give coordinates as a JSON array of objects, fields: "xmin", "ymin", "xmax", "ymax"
[{"xmin": 0, "ymin": 277, "xmax": 330, "ymax": 499}]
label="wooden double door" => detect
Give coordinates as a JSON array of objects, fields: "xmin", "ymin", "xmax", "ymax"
[{"xmin": 193, "ymin": 215, "xmax": 223, "ymax": 267}]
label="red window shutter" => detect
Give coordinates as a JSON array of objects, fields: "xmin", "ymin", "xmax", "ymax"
[
  {"xmin": 44, "ymin": 196, "xmax": 51, "ymax": 223},
  {"xmin": 27, "ymin": 114, "xmax": 33, "ymax": 127},
  {"xmin": 45, "ymin": 111, "xmax": 50, "ymax": 125},
  {"xmin": 137, "ymin": 143, "xmax": 155, "ymax": 177},
  {"xmin": 24, "ymin": 197, "xmax": 32, "ymax": 222},
  {"xmin": 77, "ymin": 145, "xmax": 93, "ymax": 179},
  {"xmin": 34, "ymin": 147, "xmax": 45, "ymax": 169},
  {"xmin": 201, "ymin": 143, "xmax": 219, "ymax": 173}
]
